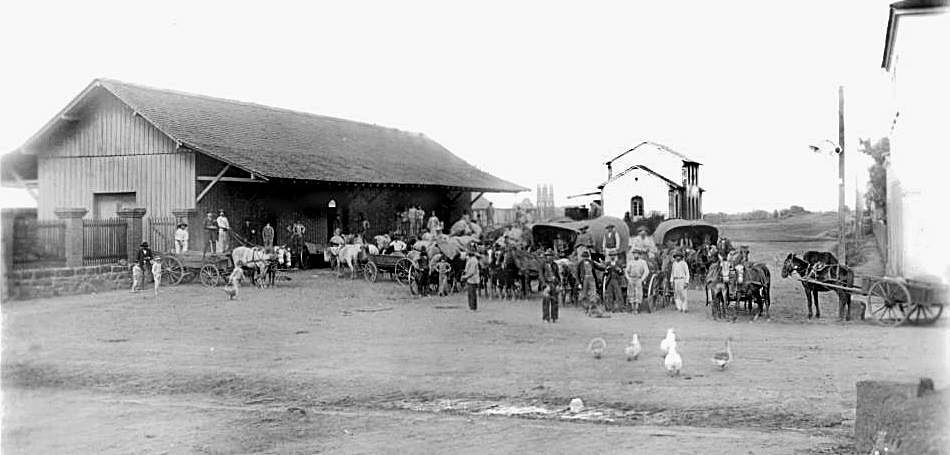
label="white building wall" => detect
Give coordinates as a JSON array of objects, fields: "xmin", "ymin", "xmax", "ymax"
[
  {"xmin": 887, "ymin": 12, "xmax": 950, "ymax": 283},
  {"xmin": 601, "ymin": 168, "xmax": 671, "ymax": 219}
]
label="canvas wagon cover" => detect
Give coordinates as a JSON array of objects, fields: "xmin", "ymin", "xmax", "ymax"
[
  {"xmin": 652, "ymin": 219, "xmax": 718, "ymax": 246},
  {"xmin": 531, "ymin": 216, "xmax": 629, "ymax": 255}
]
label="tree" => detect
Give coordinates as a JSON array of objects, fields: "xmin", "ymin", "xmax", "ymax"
[{"xmin": 858, "ymin": 137, "xmax": 889, "ymax": 216}]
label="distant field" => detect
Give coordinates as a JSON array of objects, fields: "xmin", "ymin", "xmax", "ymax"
[{"xmin": 716, "ymin": 212, "xmax": 839, "ymax": 243}]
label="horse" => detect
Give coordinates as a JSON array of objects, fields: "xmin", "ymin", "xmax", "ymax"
[
  {"xmin": 496, "ymin": 248, "xmax": 521, "ymax": 300},
  {"xmin": 338, "ymin": 244, "xmax": 370, "ymax": 279},
  {"xmin": 231, "ymin": 246, "xmax": 272, "ymax": 287},
  {"xmin": 781, "ymin": 252, "xmax": 855, "ymax": 320},
  {"xmin": 555, "ymin": 257, "xmax": 578, "ymax": 306},
  {"xmin": 508, "ymin": 248, "xmax": 543, "ymax": 299},
  {"xmin": 705, "ymin": 262, "xmax": 735, "ymax": 321},
  {"xmin": 733, "ymin": 260, "xmax": 772, "ymax": 320}
]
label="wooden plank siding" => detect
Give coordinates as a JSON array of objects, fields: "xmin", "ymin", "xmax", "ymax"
[{"xmin": 35, "ymin": 89, "xmax": 195, "ymax": 220}]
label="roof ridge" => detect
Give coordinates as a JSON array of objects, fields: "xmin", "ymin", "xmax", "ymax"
[{"xmin": 96, "ymin": 78, "xmax": 429, "ymax": 139}]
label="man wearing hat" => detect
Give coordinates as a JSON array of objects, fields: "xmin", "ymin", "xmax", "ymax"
[
  {"xmin": 602, "ymin": 223, "xmax": 621, "ymax": 259},
  {"xmin": 602, "ymin": 253, "xmax": 625, "ymax": 312},
  {"xmin": 625, "ymin": 248, "xmax": 650, "ymax": 313},
  {"xmin": 669, "ymin": 249, "xmax": 691, "ymax": 312},
  {"xmin": 215, "ymin": 210, "xmax": 230, "ymax": 253},
  {"xmin": 576, "ymin": 250, "xmax": 605, "ymax": 315},
  {"xmin": 540, "ymin": 249, "xmax": 561, "ymax": 323},
  {"xmin": 174, "ymin": 221, "xmax": 189, "ymax": 254},
  {"xmin": 136, "ymin": 241, "xmax": 154, "ymax": 281},
  {"xmin": 203, "ymin": 212, "xmax": 218, "ymax": 254}
]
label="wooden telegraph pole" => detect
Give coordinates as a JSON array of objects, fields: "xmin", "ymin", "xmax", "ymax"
[{"xmin": 838, "ymin": 85, "xmax": 847, "ymax": 263}]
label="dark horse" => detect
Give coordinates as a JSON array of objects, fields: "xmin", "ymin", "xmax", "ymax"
[
  {"xmin": 782, "ymin": 251, "xmax": 856, "ymax": 320},
  {"xmin": 509, "ymin": 248, "xmax": 543, "ymax": 299},
  {"xmin": 736, "ymin": 261, "xmax": 772, "ymax": 320}
]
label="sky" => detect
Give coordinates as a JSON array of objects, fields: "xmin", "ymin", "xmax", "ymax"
[{"xmin": 0, "ymin": 0, "xmax": 902, "ymax": 212}]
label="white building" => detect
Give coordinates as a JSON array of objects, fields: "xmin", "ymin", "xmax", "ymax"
[
  {"xmin": 881, "ymin": 0, "xmax": 950, "ymax": 282},
  {"xmin": 599, "ymin": 142, "xmax": 704, "ymax": 221}
]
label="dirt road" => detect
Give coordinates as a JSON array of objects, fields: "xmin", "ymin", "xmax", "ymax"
[{"xmin": 3, "ymin": 216, "xmax": 947, "ymax": 453}]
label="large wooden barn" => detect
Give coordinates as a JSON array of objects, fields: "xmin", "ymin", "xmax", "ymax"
[{"xmin": 2, "ymin": 79, "xmax": 525, "ymax": 253}]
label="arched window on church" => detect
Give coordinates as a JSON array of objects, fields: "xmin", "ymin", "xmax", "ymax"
[{"xmin": 630, "ymin": 196, "xmax": 644, "ymax": 218}]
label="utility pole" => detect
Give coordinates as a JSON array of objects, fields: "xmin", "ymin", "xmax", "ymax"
[{"xmin": 838, "ymin": 85, "xmax": 847, "ymax": 263}]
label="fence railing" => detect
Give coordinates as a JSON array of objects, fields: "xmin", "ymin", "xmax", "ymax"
[
  {"xmin": 11, "ymin": 219, "xmax": 66, "ymax": 269},
  {"xmin": 147, "ymin": 216, "xmax": 177, "ymax": 253},
  {"xmin": 83, "ymin": 218, "xmax": 128, "ymax": 266}
]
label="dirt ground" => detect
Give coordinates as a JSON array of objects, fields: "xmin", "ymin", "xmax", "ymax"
[{"xmin": 3, "ymin": 215, "xmax": 948, "ymax": 454}]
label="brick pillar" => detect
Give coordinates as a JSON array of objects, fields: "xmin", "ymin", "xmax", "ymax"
[
  {"xmin": 117, "ymin": 208, "xmax": 147, "ymax": 262},
  {"xmin": 54, "ymin": 208, "xmax": 88, "ymax": 267}
]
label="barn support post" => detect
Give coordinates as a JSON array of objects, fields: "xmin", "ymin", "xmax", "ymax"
[
  {"xmin": 54, "ymin": 208, "xmax": 88, "ymax": 267},
  {"xmin": 196, "ymin": 164, "xmax": 231, "ymax": 204},
  {"xmin": 1, "ymin": 212, "xmax": 15, "ymax": 299},
  {"xmin": 117, "ymin": 208, "xmax": 147, "ymax": 263}
]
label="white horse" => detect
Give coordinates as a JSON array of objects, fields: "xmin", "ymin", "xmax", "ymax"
[
  {"xmin": 337, "ymin": 244, "xmax": 371, "ymax": 279},
  {"xmin": 232, "ymin": 246, "xmax": 272, "ymax": 285}
]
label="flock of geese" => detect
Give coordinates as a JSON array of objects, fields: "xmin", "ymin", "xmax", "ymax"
[{"xmin": 587, "ymin": 329, "xmax": 734, "ymax": 376}]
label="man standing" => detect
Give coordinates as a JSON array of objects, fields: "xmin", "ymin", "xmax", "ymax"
[
  {"xmin": 461, "ymin": 250, "xmax": 480, "ymax": 311},
  {"xmin": 288, "ymin": 220, "xmax": 306, "ymax": 268},
  {"xmin": 136, "ymin": 241, "xmax": 154, "ymax": 282},
  {"xmin": 625, "ymin": 249, "xmax": 650, "ymax": 313},
  {"xmin": 541, "ymin": 249, "xmax": 561, "ymax": 323},
  {"xmin": 262, "ymin": 222, "xmax": 275, "ymax": 249},
  {"xmin": 215, "ymin": 210, "xmax": 230, "ymax": 253},
  {"xmin": 427, "ymin": 212, "xmax": 442, "ymax": 235},
  {"xmin": 485, "ymin": 202, "xmax": 495, "ymax": 228},
  {"xmin": 203, "ymin": 212, "xmax": 218, "ymax": 254},
  {"xmin": 576, "ymin": 251, "xmax": 604, "ymax": 315},
  {"xmin": 670, "ymin": 250, "xmax": 691, "ymax": 313},
  {"xmin": 174, "ymin": 222, "xmax": 189, "ymax": 254},
  {"xmin": 357, "ymin": 213, "xmax": 370, "ymax": 236},
  {"xmin": 603, "ymin": 255, "xmax": 625, "ymax": 312}
]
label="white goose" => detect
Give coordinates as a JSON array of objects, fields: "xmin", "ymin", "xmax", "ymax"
[
  {"xmin": 660, "ymin": 328, "xmax": 677, "ymax": 357},
  {"xmin": 624, "ymin": 334, "xmax": 642, "ymax": 361},
  {"xmin": 711, "ymin": 337, "xmax": 734, "ymax": 370},
  {"xmin": 664, "ymin": 344, "xmax": 683, "ymax": 376}
]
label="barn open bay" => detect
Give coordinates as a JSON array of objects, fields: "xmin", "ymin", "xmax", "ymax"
[{"xmin": 3, "ymin": 215, "xmax": 946, "ymax": 453}]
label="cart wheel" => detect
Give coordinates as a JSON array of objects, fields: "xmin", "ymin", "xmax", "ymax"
[
  {"xmin": 160, "ymin": 256, "xmax": 185, "ymax": 286},
  {"xmin": 395, "ymin": 258, "xmax": 413, "ymax": 286},
  {"xmin": 904, "ymin": 302, "xmax": 944, "ymax": 325},
  {"xmin": 408, "ymin": 264, "xmax": 419, "ymax": 295},
  {"xmin": 867, "ymin": 278, "xmax": 911, "ymax": 326},
  {"xmin": 364, "ymin": 262, "xmax": 378, "ymax": 282},
  {"xmin": 200, "ymin": 265, "xmax": 222, "ymax": 287}
]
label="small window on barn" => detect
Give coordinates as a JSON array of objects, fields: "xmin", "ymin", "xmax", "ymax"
[
  {"xmin": 93, "ymin": 192, "xmax": 136, "ymax": 219},
  {"xmin": 630, "ymin": 196, "xmax": 644, "ymax": 218}
]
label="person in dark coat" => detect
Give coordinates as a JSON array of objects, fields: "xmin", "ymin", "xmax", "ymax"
[
  {"xmin": 203, "ymin": 212, "xmax": 218, "ymax": 254},
  {"xmin": 576, "ymin": 251, "xmax": 605, "ymax": 315},
  {"xmin": 541, "ymin": 249, "xmax": 561, "ymax": 323},
  {"xmin": 603, "ymin": 255, "xmax": 625, "ymax": 312},
  {"xmin": 136, "ymin": 241, "xmax": 154, "ymax": 281},
  {"xmin": 414, "ymin": 251, "xmax": 430, "ymax": 296}
]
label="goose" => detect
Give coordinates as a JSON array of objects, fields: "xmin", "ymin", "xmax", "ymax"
[
  {"xmin": 711, "ymin": 337, "xmax": 733, "ymax": 370},
  {"xmin": 624, "ymin": 334, "xmax": 642, "ymax": 361},
  {"xmin": 587, "ymin": 338, "xmax": 607, "ymax": 359},
  {"xmin": 660, "ymin": 329, "xmax": 677, "ymax": 356},
  {"xmin": 569, "ymin": 398, "xmax": 584, "ymax": 413},
  {"xmin": 664, "ymin": 344, "xmax": 682, "ymax": 376}
]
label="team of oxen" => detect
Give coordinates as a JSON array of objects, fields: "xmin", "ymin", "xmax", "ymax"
[{"xmin": 229, "ymin": 244, "xmax": 293, "ymax": 288}]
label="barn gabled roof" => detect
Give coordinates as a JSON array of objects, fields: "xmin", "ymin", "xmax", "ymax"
[{"xmin": 14, "ymin": 79, "xmax": 527, "ymax": 193}]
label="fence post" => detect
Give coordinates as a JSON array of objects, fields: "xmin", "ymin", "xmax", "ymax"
[
  {"xmin": 1, "ymin": 211, "xmax": 13, "ymax": 299},
  {"xmin": 117, "ymin": 208, "xmax": 147, "ymax": 262},
  {"xmin": 54, "ymin": 208, "xmax": 88, "ymax": 267}
]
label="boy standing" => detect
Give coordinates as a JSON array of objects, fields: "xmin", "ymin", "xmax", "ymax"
[
  {"xmin": 174, "ymin": 222, "xmax": 189, "ymax": 254},
  {"xmin": 461, "ymin": 250, "xmax": 480, "ymax": 311}
]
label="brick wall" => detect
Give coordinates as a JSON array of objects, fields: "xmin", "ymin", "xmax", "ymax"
[{"xmin": 5, "ymin": 264, "xmax": 132, "ymax": 301}]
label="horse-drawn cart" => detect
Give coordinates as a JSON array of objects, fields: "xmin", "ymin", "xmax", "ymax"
[
  {"xmin": 795, "ymin": 273, "xmax": 946, "ymax": 326},
  {"xmin": 364, "ymin": 253, "xmax": 414, "ymax": 285},
  {"xmin": 155, "ymin": 252, "xmax": 233, "ymax": 287}
]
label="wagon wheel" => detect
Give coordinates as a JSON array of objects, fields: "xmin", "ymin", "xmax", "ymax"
[
  {"xmin": 904, "ymin": 302, "xmax": 944, "ymax": 325},
  {"xmin": 646, "ymin": 274, "xmax": 662, "ymax": 312},
  {"xmin": 363, "ymin": 261, "xmax": 378, "ymax": 282},
  {"xmin": 160, "ymin": 256, "xmax": 185, "ymax": 286},
  {"xmin": 395, "ymin": 258, "xmax": 413, "ymax": 286},
  {"xmin": 867, "ymin": 278, "xmax": 910, "ymax": 326},
  {"xmin": 200, "ymin": 264, "xmax": 222, "ymax": 287}
]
